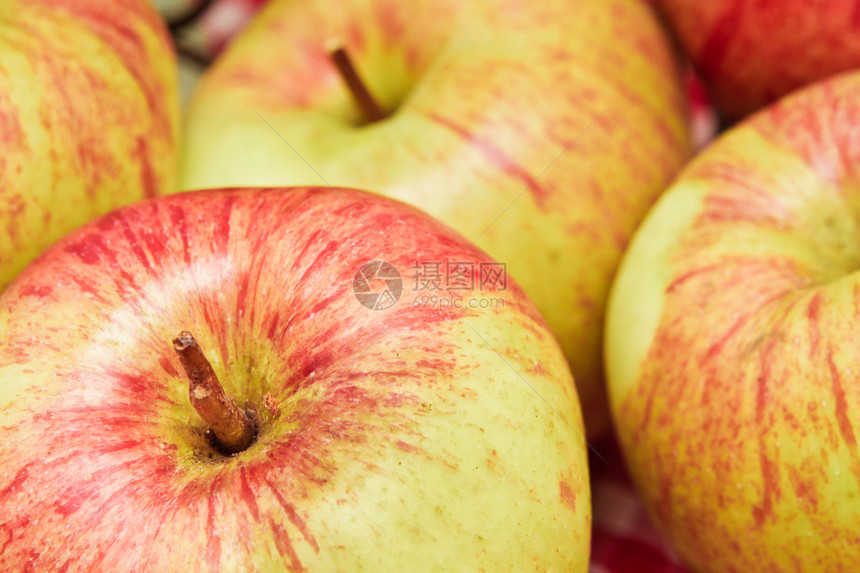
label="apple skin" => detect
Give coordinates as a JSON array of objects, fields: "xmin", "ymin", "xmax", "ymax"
[
  {"xmin": 177, "ymin": 0, "xmax": 692, "ymax": 438},
  {"xmin": 0, "ymin": 187, "xmax": 590, "ymax": 571},
  {"xmin": 653, "ymin": 0, "xmax": 860, "ymax": 121},
  {"xmin": 0, "ymin": 0, "xmax": 179, "ymax": 291},
  {"xmin": 605, "ymin": 71, "xmax": 860, "ymax": 572}
]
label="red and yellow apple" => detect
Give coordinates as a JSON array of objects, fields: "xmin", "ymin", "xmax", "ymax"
[
  {"xmin": 0, "ymin": 186, "xmax": 590, "ymax": 571},
  {"xmin": 653, "ymin": 0, "xmax": 860, "ymax": 121},
  {"xmin": 177, "ymin": 0, "xmax": 692, "ymax": 438},
  {"xmin": 0, "ymin": 0, "xmax": 179, "ymax": 290},
  {"xmin": 606, "ymin": 71, "xmax": 860, "ymax": 571}
]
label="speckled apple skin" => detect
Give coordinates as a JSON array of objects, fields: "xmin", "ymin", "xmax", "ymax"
[
  {"xmin": 607, "ymin": 71, "xmax": 860, "ymax": 572},
  {"xmin": 0, "ymin": 0, "xmax": 178, "ymax": 290},
  {"xmin": 0, "ymin": 187, "xmax": 590, "ymax": 572}
]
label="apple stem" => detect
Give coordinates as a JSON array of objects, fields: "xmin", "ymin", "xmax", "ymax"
[
  {"xmin": 172, "ymin": 331, "xmax": 256, "ymax": 455},
  {"xmin": 327, "ymin": 39, "xmax": 387, "ymax": 124}
]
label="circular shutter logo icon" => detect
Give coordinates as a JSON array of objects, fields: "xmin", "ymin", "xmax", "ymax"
[{"xmin": 352, "ymin": 260, "xmax": 403, "ymax": 311}]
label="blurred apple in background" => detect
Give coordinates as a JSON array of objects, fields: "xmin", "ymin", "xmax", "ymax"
[
  {"xmin": 0, "ymin": 186, "xmax": 591, "ymax": 571},
  {"xmin": 653, "ymin": 0, "xmax": 860, "ymax": 121},
  {"xmin": 0, "ymin": 0, "xmax": 179, "ymax": 291},
  {"xmin": 178, "ymin": 0, "xmax": 692, "ymax": 438},
  {"xmin": 606, "ymin": 71, "xmax": 860, "ymax": 571}
]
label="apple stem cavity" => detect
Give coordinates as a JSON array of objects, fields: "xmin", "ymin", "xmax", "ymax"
[
  {"xmin": 327, "ymin": 39, "xmax": 387, "ymax": 124},
  {"xmin": 172, "ymin": 331, "xmax": 257, "ymax": 455}
]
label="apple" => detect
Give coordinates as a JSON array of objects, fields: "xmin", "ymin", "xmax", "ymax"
[
  {"xmin": 0, "ymin": 186, "xmax": 590, "ymax": 571},
  {"xmin": 653, "ymin": 0, "xmax": 860, "ymax": 121},
  {"xmin": 176, "ymin": 0, "xmax": 692, "ymax": 438},
  {"xmin": 0, "ymin": 0, "xmax": 179, "ymax": 291},
  {"xmin": 605, "ymin": 70, "xmax": 860, "ymax": 571}
]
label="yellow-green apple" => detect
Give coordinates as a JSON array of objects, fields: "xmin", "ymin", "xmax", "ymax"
[
  {"xmin": 606, "ymin": 71, "xmax": 860, "ymax": 572},
  {"xmin": 653, "ymin": 0, "xmax": 860, "ymax": 121},
  {"xmin": 0, "ymin": 0, "xmax": 179, "ymax": 291},
  {"xmin": 177, "ymin": 0, "xmax": 692, "ymax": 438},
  {"xmin": 0, "ymin": 186, "xmax": 591, "ymax": 571}
]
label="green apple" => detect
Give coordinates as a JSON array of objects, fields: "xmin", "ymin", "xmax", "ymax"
[
  {"xmin": 177, "ymin": 0, "xmax": 692, "ymax": 438},
  {"xmin": 606, "ymin": 71, "xmax": 860, "ymax": 571},
  {"xmin": 0, "ymin": 186, "xmax": 590, "ymax": 571},
  {"xmin": 0, "ymin": 0, "xmax": 179, "ymax": 290}
]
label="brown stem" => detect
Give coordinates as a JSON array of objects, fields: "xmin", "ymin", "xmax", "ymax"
[
  {"xmin": 173, "ymin": 331, "xmax": 256, "ymax": 454},
  {"xmin": 327, "ymin": 39, "xmax": 387, "ymax": 124}
]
